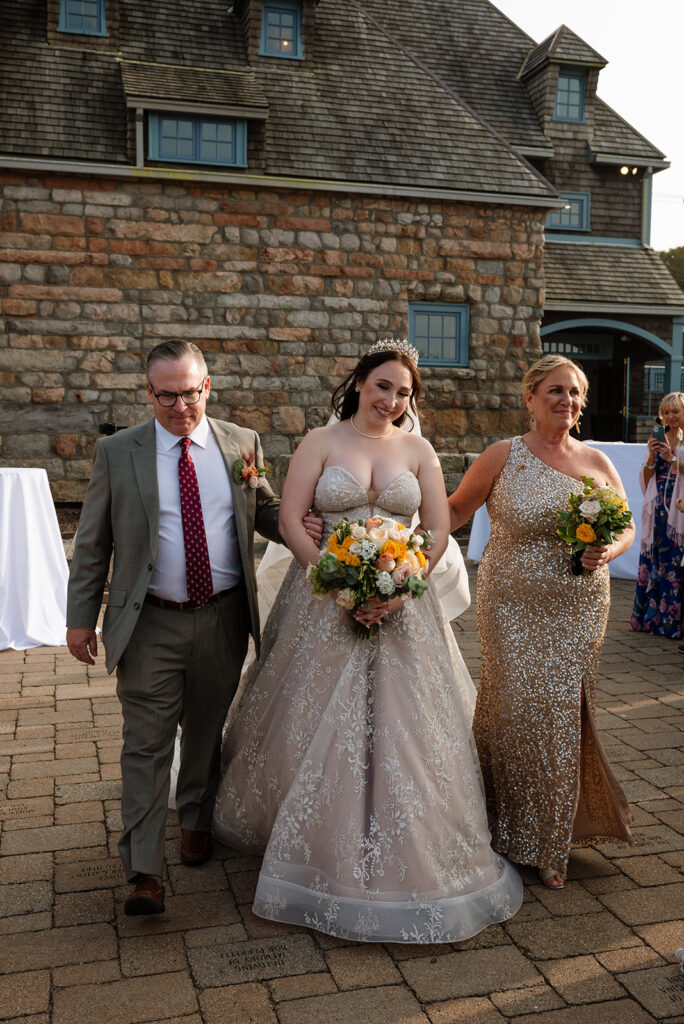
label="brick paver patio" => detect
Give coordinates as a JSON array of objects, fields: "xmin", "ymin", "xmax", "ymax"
[{"xmin": 0, "ymin": 567, "xmax": 682, "ymax": 1023}]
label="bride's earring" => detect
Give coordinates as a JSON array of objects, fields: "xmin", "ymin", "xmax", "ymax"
[{"xmin": 574, "ymin": 412, "xmax": 582, "ymax": 437}]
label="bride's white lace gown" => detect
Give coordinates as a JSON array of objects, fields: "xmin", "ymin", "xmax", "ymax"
[{"xmin": 212, "ymin": 466, "xmax": 523, "ymax": 942}]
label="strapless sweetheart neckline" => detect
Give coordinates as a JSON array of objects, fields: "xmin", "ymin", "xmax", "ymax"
[{"xmin": 321, "ymin": 465, "xmax": 417, "ymax": 503}]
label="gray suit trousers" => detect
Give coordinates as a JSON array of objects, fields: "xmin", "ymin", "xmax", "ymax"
[{"xmin": 115, "ymin": 585, "xmax": 249, "ymax": 881}]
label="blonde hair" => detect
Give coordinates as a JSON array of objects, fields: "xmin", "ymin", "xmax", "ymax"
[
  {"xmin": 522, "ymin": 353, "xmax": 589, "ymax": 409},
  {"xmin": 658, "ymin": 391, "xmax": 684, "ymax": 420}
]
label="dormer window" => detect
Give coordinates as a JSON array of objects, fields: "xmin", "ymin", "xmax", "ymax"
[
  {"xmin": 148, "ymin": 114, "xmax": 247, "ymax": 168},
  {"xmin": 546, "ymin": 191, "xmax": 590, "ymax": 232},
  {"xmin": 553, "ymin": 69, "xmax": 585, "ymax": 123},
  {"xmin": 58, "ymin": 0, "xmax": 107, "ymax": 36},
  {"xmin": 260, "ymin": 1, "xmax": 303, "ymax": 59}
]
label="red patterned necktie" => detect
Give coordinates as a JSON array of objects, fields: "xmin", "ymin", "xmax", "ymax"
[{"xmin": 178, "ymin": 437, "xmax": 213, "ymax": 605}]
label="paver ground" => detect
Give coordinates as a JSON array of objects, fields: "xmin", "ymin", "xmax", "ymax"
[{"xmin": 0, "ymin": 565, "xmax": 682, "ymax": 1023}]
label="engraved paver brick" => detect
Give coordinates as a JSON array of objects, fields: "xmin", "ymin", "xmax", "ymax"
[
  {"xmin": 507, "ymin": 913, "xmax": 637, "ymax": 960},
  {"xmin": 52, "ymin": 971, "xmax": 198, "ymax": 1024},
  {"xmin": 189, "ymin": 934, "xmax": 325, "ymax": 987},
  {"xmin": 0, "ymin": 796, "xmax": 53, "ymax": 819},
  {"xmin": 325, "ymin": 945, "xmax": 402, "ymax": 990},
  {"xmin": 537, "ymin": 954, "xmax": 624, "ymax": 1003},
  {"xmin": 54, "ymin": 857, "xmax": 126, "ymax": 893},
  {"xmin": 0, "ymin": 821, "xmax": 105, "ymax": 855},
  {"xmin": 0, "ymin": 923, "xmax": 117, "ymax": 974},
  {"xmin": 200, "ymin": 982, "xmax": 277, "ymax": 1024},
  {"xmin": 601, "ymin": 882, "xmax": 684, "ymax": 925},
  {"xmin": 616, "ymin": 964, "xmax": 684, "ymax": 1018},
  {"xmin": 0, "ymin": 969, "xmax": 50, "ymax": 1018},
  {"xmin": 277, "ymin": 985, "xmax": 428, "ymax": 1024},
  {"xmin": 399, "ymin": 946, "xmax": 541, "ymax": 1002}
]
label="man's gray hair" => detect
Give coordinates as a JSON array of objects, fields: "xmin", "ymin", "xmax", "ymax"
[{"xmin": 146, "ymin": 341, "xmax": 208, "ymax": 380}]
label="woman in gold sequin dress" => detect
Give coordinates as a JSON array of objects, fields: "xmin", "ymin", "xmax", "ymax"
[{"xmin": 448, "ymin": 355, "xmax": 635, "ymax": 889}]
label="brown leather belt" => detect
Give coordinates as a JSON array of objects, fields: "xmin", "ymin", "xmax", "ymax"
[{"xmin": 145, "ymin": 585, "xmax": 240, "ymax": 611}]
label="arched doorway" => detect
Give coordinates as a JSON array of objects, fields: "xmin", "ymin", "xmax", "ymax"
[{"xmin": 541, "ymin": 318, "xmax": 678, "ymax": 441}]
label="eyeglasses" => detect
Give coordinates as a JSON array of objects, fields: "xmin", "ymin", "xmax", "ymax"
[{"xmin": 149, "ymin": 379, "xmax": 206, "ymax": 408}]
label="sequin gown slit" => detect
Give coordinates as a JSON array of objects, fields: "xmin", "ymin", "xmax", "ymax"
[
  {"xmin": 475, "ymin": 438, "xmax": 632, "ymax": 876},
  {"xmin": 213, "ymin": 465, "xmax": 523, "ymax": 943}
]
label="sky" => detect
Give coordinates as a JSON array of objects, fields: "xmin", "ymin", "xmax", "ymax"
[{"xmin": 491, "ymin": 0, "xmax": 684, "ymax": 252}]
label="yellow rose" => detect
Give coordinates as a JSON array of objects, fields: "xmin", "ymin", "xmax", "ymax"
[{"xmin": 576, "ymin": 523, "xmax": 596, "ymax": 544}]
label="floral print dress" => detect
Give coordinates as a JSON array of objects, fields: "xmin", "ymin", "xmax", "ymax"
[{"xmin": 630, "ymin": 452, "xmax": 682, "ymax": 639}]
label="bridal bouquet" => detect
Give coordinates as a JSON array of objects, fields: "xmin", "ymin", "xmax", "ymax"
[
  {"xmin": 556, "ymin": 476, "xmax": 632, "ymax": 575},
  {"xmin": 307, "ymin": 515, "xmax": 431, "ymax": 636}
]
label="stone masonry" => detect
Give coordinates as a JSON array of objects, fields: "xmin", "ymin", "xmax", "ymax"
[{"xmin": 0, "ymin": 171, "xmax": 545, "ymax": 499}]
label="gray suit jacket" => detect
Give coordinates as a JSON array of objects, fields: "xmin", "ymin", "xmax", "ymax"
[{"xmin": 66, "ymin": 417, "xmax": 282, "ymax": 673}]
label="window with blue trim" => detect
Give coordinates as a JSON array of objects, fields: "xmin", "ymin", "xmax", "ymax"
[
  {"xmin": 553, "ymin": 70, "xmax": 585, "ymax": 123},
  {"xmin": 260, "ymin": 1, "xmax": 302, "ymax": 58},
  {"xmin": 546, "ymin": 192, "xmax": 590, "ymax": 231},
  {"xmin": 409, "ymin": 303, "xmax": 469, "ymax": 366},
  {"xmin": 148, "ymin": 114, "xmax": 247, "ymax": 168},
  {"xmin": 58, "ymin": 0, "xmax": 107, "ymax": 35}
]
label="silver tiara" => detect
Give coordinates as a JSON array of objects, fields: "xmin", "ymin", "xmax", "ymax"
[{"xmin": 367, "ymin": 337, "xmax": 419, "ymax": 364}]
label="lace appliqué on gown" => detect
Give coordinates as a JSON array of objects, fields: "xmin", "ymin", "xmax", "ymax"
[{"xmin": 213, "ymin": 466, "xmax": 523, "ymax": 942}]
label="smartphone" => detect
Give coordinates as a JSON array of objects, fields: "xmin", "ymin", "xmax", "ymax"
[{"xmin": 652, "ymin": 424, "xmax": 666, "ymax": 443}]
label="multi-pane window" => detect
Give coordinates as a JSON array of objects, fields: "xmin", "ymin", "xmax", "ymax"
[
  {"xmin": 260, "ymin": 1, "xmax": 302, "ymax": 58},
  {"xmin": 59, "ymin": 0, "xmax": 107, "ymax": 35},
  {"xmin": 554, "ymin": 70, "xmax": 585, "ymax": 122},
  {"xmin": 546, "ymin": 192, "xmax": 590, "ymax": 231},
  {"xmin": 409, "ymin": 303, "xmax": 469, "ymax": 366},
  {"xmin": 148, "ymin": 115, "xmax": 247, "ymax": 168}
]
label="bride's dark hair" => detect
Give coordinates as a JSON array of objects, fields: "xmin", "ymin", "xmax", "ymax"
[{"xmin": 331, "ymin": 350, "xmax": 421, "ymax": 430}]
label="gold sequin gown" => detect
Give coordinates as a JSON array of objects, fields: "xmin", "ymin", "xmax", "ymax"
[{"xmin": 475, "ymin": 437, "xmax": 633, "ymax": 875}]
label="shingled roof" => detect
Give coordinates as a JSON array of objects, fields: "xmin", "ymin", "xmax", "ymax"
[
  {"xmin": 0, "ymin": 0, "xmax": 666, "ymax": 192},
  {"xmin": 120, "ymin": 62, "xmax": 268, "ymax": 115},
  {"xmin": 545, "ymin": 243, "xmax": 684, "ymax": 309},
  {"xmin": 520, "ymin": 25, "xmax": 608, "ymax": 80}
]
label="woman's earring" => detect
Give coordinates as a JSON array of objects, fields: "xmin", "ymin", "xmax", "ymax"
[{"xmin": 574, "ymin": 412, "xmax": 582, "ymax": 437}]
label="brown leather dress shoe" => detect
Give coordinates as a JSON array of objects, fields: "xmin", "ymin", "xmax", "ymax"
[
  {"xmin": 124, "ymin": 875, "xmax": 165, "ymax": 916},
  {"xmin": 180, "ymin": 828, "xmax": 212, "ymax": 866}
]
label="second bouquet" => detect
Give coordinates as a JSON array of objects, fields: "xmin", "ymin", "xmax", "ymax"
[{"xmin": 307, "ymin": 515, "xmax": 430, "ymax": 637}]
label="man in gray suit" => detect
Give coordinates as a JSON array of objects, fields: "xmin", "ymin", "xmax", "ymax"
[{"xmin": 66, "ymin": 340, "xmax": 286, "ymax": 915}]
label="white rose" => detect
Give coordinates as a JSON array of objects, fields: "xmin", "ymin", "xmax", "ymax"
[
  {"xmin": 367, "ymin": 527, "xmax": 389, "ymax": 546},
  {"xmin": 579, "ymin": 499, "xmax": 601, "ymax": 522},
  {"xmin": 376, "ymin": 571, "xmax": 396, "ymax": 596},
  {"xmin": 387, "ymin": 528, "xmax": 403, "ymax": 541},
  {"xmin": 350, "ymin": 523, "xmax": 367, "ymax": 539},
  {"xmin": 335, "ymin": 587, "xmax": 356, "ymax": 610}
]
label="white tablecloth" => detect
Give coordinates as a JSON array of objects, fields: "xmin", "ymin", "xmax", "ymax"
[
  {"xmin": 466, "ymin": 442, "xmax": 645, "ymax": 581},
  {"xmin": 0, "ymin": 468, "xmax": 68, "ymax": 650}
]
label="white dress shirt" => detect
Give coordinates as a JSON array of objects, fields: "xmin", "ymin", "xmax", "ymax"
[{"xmin": 148, "ymin": 416, "xmax": 242, "ymax": 601}]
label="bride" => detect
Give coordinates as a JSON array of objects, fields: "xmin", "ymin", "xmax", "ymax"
[{"xmin": 212, "ymin": 339, "xmax": 523, "ymax": 942}]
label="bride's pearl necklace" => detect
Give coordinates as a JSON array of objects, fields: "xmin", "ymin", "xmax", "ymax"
[{"xmin": 350, "ymin": 414, "xmax": 392, "ymax": 440}]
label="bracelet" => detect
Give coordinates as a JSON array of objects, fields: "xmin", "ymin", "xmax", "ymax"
[{"xmin": 645, "ymin": 462, "xmax": 655, "ymax": 469}]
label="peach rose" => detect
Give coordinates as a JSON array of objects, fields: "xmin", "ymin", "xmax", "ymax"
[
  {"xmin": 377, "ymin": 555, "xmax": 396, "ymax": 573},
  {"xmin": 365, "ymin": 516, "xmax": 383, "ymax": 529},
  {"xmin": 391, "ymin": 562, "xmax": 412, "ymax": 586}
]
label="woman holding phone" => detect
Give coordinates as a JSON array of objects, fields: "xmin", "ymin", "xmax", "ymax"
[{"xmin": 630, "ymin": 392, "xmax": 684, "ymax": 638}]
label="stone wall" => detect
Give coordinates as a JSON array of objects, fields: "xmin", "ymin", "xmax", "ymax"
[{"xmin": 0, "ymin": 171, "xmax": 545, "ymax": 499}]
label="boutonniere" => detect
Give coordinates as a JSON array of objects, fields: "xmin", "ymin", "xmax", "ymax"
[{"xmin": 233, "ymin": 452, "xmax": 269, "ymax": 490}]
